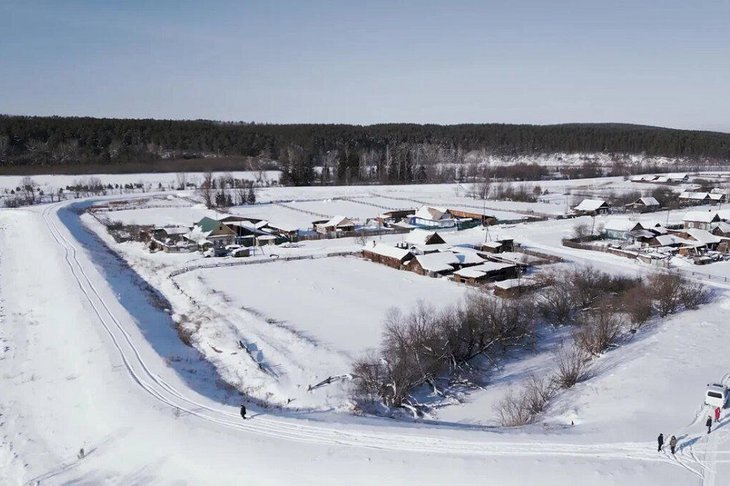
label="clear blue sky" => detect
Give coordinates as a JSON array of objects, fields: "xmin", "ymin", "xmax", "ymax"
[{"xmin": 1, "ymin": 0, "xmax": 729, "ymax": 131}]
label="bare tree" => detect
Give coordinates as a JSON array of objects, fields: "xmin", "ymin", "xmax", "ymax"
[
  {"xmin": 573, "ymin": 221, "xmax": 591, "ymax": 240},
  {"xmin": 198, "ymin": 171, "xmax": 214, "ymax": 209},
  {"xmin": 176, "ymin": 172, "xmax": 188, "ymax": 190},
  {"xmin": 573, "ymin": 303, "xmax": 625, "ymax": 356},
  {"xmin": 648, "ymin": 272, "xmax": 684, "ymax": 317},
  {"xmin": 553, "ymin": 342, "xmax": 589, "ymax": 389}
]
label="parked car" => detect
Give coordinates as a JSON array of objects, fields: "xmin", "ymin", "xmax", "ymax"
[{"xmin": 705, "ymin": 383, "xmax": 728, "ymax": 408}]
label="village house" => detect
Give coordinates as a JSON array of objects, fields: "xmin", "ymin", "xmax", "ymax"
[
  {"xmin": 602, "ymin": 219, "xmax": 645, "ymax": 241},
  {"xmin": 408, "ymin": 206, "xmax": 456, "ymax": 229},
  {"xmin": 146, "ymin": 226, "xmax": 196, "ymax": 253},
  {"xmin": 373, "ymin": 209, "xmax": 416, "ymax": 227},
  {"xmin": 451, "ymin": 261, "xmax": 519, "ymax": 285},
  {"xmin": 479, "ymin": 238, "xmax": 515, "ymax": 254},
  {"xmin": 186, "ymin": 217, "xmax": 237, "ymax": 254},
  {"xmin": 493, "ymin": 277, "xmax": 540, "ymax": 298},
  {"xmin": 681, "ymin": 228, "xmax": 723, "ymax": 251},
  {"xmin": 362, "ymin": 242, "xmax": 414, "ymax": 269},
  {"xmin": 573, "ymin": 199, "xmax": 610, "ymax": 216},
  {"xmin": 406, "ymin": 252, "xmax": 461, "ymax": 277},
  {"xmin": 447, "ymin": 208, "xmax": 497, "ymax": 226},
  {"xmin": 314, "ymin": 215, "xmax": 356, "ymax": 234},
  {"xmin": 679, "ymin": 192, "xmax": 712, "ymax": 206},
  {"xmin": 625, "ymin": 197, "xmax": 660, "ymax": 212},
  {"xmin": 711, "ymin": 222, "xmax": 730, "ymax": 237},
  {"xmin": 682, "ymin": 211, "xmax": 721, "ymax": 231},
  {"xmin": 405, "ymin": 229, "xmax": 449, "ymax": 254}
]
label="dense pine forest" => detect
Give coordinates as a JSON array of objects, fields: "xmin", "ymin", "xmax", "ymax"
[{"xmin": 1, "ymin": 115, "xmax": 730, "ymax": 184}]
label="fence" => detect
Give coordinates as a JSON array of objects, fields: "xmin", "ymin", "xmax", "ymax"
[{"xmin": 294, "ymin": 227, "xmax": 411, "ymax": 241}]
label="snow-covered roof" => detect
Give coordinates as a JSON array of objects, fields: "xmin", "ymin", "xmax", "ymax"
[
  {"xmin": 405, "ymin": 229, "xmax": 444, "ymax": 246},
  {"xmin": 363, "ymin": 242, "xmax": 413, "ymax": 260},
  {"xmin": 603, "ymin": 219, "xmax": 643, "ymax": 232},
  {"xmin": 452, "ymin": 266, "xmax": 490, "ymax": 279},
  {"xmin": 712, "ymin": 221, "xmax": 730, "ymax": 233},
  {"xmin": 413, "ymin": 206, "xmax": 449, "ymax": 221},
  {"xmin": 155, "ymin": 226, "xmax": 189, "ymax": 236},
  {"xmin": 494, "ymin": 277, "xmax": 536, "ymax": 290},
  {"xmin": 414, "ymin": 252, "xmax": 460, "ymax": 273},
  {"xmin": 574, "ymin": 199, "xmax": 607, "ymax": 211},
  {"xmin": 682, "ymin": 211, "xmax": 719, "ymax": 223},
  {"xmin": 486, "ymin": 252, "xmax": 538, "ymax": 265},
  {"xmin": 653, "ymin": 234, "xmax": 696, "ymax": 247},
  {"xmin": 461, "ymin": 261, "xmax": 516, "ymax": 274},
  {"xmin": 685, "ymin": 229, "xmax": 722, "ymax": 245},
  {"xmin": 709, "ymin": 193, "xmax": 725, "ymax": 201},
  {"xmin": 453, "ymin": 251, "xmax": 485, "ymax": 265},
  {"xmin": 637, "ymin": 197, "xmax": 660, "ymax": 206},
  {"xmin": 318, "ymin": 215, "xmax": 354, "ymax": 228},
  {"xmin": 679, "ymin": 192, "xmax": 710, "ymax": 200}
]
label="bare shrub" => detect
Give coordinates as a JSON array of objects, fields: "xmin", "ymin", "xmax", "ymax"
[
  {"xmin": 522, "ymin": 374, "xmax": 555, "ymax": 416},
  {"xmin": 537, "ymin": 272, "xmax": 578, "ymax": 325},
  {"xmin": 495, "ymin": 374, "xmax": 554, "ymax": 426},
  {"xmin": 573, "ymin": 222, "xmax": 591, "ymax": 240},
  {"xmin": 351, "ymin": 293, "xmax": 536, "ymax": 409},
  {"xmin": 679, "ymin": 280, "xmax": 712, "ymax": 310},
  {"xmin": 495, "ymin": 388, "xmax": 533, "ymax": 426},
  {"xmin": 618, "ymin": 284, "xmax": 653, "ymax": 329},
  {"xmin": 648, "ymin": 272, "xmax": 686, "ymax": 317},
  {"xmin": 553, "ymin": 342, "xmax": 589, "ymax": 389},
  {"xmin": 573, "ymin": 303, "xmax": 625, "ymax": 356}
]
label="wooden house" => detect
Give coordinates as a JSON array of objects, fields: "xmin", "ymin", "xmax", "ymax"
[{"xmin": 362, "ymin": 242, "xmax": 415, "ymax": 269}]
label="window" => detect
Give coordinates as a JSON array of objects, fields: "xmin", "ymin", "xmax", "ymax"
[{"xmin": 707, "ymin": 391, "xmax": 723, "ymax": 400}]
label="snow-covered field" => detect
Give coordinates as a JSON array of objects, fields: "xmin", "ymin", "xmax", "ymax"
[{"xmin": 3, "ymin": 175, "xmax": 730, "ymax": 484}]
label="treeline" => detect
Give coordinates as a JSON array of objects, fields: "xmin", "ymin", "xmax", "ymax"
[{"xmin": 2, "ymin": 115, "xmax": 730, "ymax": 184}]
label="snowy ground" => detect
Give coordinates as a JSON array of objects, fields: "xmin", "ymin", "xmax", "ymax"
[{"xmin": 3, "ymin": 178, "xmax": 730, "ymax": 484}]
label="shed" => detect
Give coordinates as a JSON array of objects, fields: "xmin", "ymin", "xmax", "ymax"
[
  {"xmin": 574, "ymin": 199, "xmax": 610, "ymax": 215},
  {"xmin": 362, "ymin": 242, "xmax": 414, "ymax": 269},
  {"xmin": 408, "ymin": 252, "xmax": 460, "ymax": 277}
]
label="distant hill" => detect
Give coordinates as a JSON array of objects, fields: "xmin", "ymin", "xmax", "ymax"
[{"xmin": 1, "ymin": 115, "xmax": 729, "ymax": 183}]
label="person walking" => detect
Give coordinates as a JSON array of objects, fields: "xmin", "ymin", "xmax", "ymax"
[
  {"xmin": 706, "ymin": 416, "xmax": 713, "ymax": 434},
  {"xmin": 240, "ymin": 404, "xmax": 247, "ymax": 420},
  {"xmin": 715, "ymin": 406, "xmax": 721, "ymax": 423},
  {"xmin": 669, "ymin": 435, "xmax": 677, "ymax": 455},
  {"xmin": 657, "ymin": 433, "xmax": 664, "ymax": 452}
]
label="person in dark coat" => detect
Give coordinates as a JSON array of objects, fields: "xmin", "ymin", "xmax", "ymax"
[
  {"xmin": 240, "ymin": 404, "xmax": 247, "ymax": 420},
  {"xmin": 657, "ymin": 433, "xmax": 664, "ymax": 452},
  {"xmin": 669, "ymin": 435, "xmax": 677, "ymax": 455},
  {"xmin": 706, "ymin": 416, "xmax": 713, "ymax": 434}
]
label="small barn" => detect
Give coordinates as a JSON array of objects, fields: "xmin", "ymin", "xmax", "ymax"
[
  {"xmin": 315, "ymin": 215, "xmax": 356, "ymax": 234},
  {"xmin": 574, "ymin": 199, "xmax": 610, "ymax": 215},
  {"xmin": 405, "ymin": 229, "xmax": 449, "ymax": 254},
  {"xmin": 451, "ymin": 261, "xmax": 519, "ymax": 285},
  {"xmin": 493, "ymin": 277, "xmax": 540, "ymax": 298},
  {"xmin": 626, "ymin": 197, "xmax": 660, "ymax": 212},
  {"xmin": 408, "ymin": 252, "xmax": 460, "ymax": 277},
  {"xmin": 480, "ymin": 238, "xmax": 514, "ymax": 254},
  {"xmin": 362, "ymin": 242, "xmax": 414, "ymax": 269},
  {"xmin": 447, "ymin": 208, "xmax": 497, "ymax": 226}
]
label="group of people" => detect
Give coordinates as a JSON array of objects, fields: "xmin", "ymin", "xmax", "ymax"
[{"xmin": 658, "ymin": 406, "xmax": 722, "ymax": 454}]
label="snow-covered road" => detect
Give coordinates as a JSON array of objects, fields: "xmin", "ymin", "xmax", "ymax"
[{"xmin": 0, "ymin": 200, "xmax": 725, "ymax": 484}]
